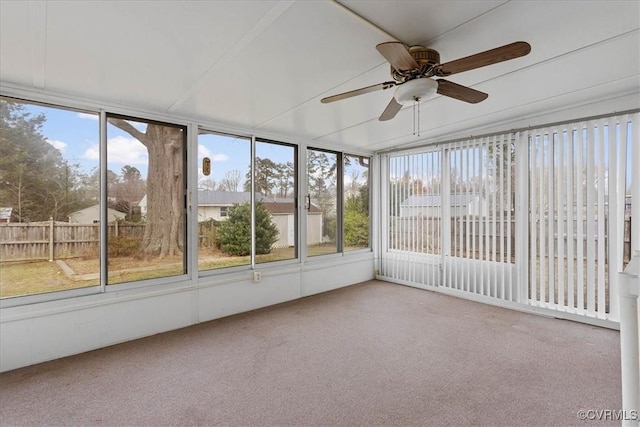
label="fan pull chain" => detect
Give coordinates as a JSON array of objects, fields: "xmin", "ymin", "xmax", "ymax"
[
  {"xmin": 412, "ymin": 98, "xmax": 421, "ymax": 137},
  {"xmin": 417, "ymin": 99, "xmax": 421, "ymax": 137}
]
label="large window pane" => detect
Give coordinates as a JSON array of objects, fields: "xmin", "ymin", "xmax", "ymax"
[
  {"xmin": 307, "ymin": 149, "xmax": 338, "ymax": 256},
  {"xmin": 0, "ymin": 97, "xmax": 100, "ymax": 297},
  {"xmin": 255, "ymin": 140, "xmax": 297, "ymax": 264},
  {"xmin": 389, "ymin": 151, "xmax": 441, "ymax": 254},
  {"xmin": 344, "ymin": 155, "xmax": 370, "ymax": 251},
  {"xmin": 106, "ymin": 115, "xmax": 186, "ymax": 284},
  {"xmin": 197, "ymin": 131, "xmax": 251, "ymax": 271}
]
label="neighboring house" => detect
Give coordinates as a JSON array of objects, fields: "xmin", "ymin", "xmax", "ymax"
[
  {"xmin": 0, "ymin": 207, "xmax": 13, "ymax": 223},
  {"xmin": 197, "ymin": 191, "xmax": 323, "ymax": 247},
  {"xmin": 198, "ymin": 191, "xmax": 257, "ymax": 221},
  {"xmin": 399, "ymin": 194, "xmax": 487, "ymax": 217},
  {"xmin": 68, "ymin": 205, "xmax": 126, "ymax": 223},
  {"xmin": 140, "ymin": 191, "xmax": 324, "ymax": 246}
]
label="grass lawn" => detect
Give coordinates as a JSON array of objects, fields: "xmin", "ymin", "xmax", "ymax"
[
  {"xmin": 1, "ymin": 244, "xmax": 370, "ymax": 298},
  {"xmin": 0, "ymin": 261, "xmax": 97, "ymax": 298}
]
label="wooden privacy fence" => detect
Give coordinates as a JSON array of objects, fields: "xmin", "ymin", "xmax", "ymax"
[
  {"xmin": 0, "ymin": 219, "xmax": 145, "ymax": 262},
  {"xmin": 390, "ymin": 215, "xmax": 632, "ymax": 265},
  {"xmin": 1, "ymin": 220, "xmax": 261, "ymax": 262}
]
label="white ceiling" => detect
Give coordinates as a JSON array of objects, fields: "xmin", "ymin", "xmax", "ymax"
[{"xmin": 1, "ymin": 0, "xmax": 638, "ymax": 153}]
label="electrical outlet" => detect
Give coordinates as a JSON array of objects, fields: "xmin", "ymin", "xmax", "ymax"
[{"xmin": 252, "ymin": 271, "xmax": 261, "ymax": 283}]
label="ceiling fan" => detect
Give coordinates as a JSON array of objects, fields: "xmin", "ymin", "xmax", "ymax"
[{"xmin": 321, "ymin": 41, "xmax": 531, "ymax": 121}]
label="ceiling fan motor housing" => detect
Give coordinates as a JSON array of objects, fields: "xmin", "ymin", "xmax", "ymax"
[{"xmin": 391, "ymin": 46, "xmax": 441, "ymax": 81}]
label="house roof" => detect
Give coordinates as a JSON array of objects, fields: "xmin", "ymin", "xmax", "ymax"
[
  {"xmin": 401, "ymin": 194, "xmax": 479, "ymax": 208},
  {"xmin": 70, "ymin": 205, "xmax": 126, "ymax": 218},
  {"xmin": 198, "ymin": 191, "xmax": 321, "ymax": 213},
  {"xmin": 198, "ymin": 190, "xmax": 288, "ymax": 205},
  {"xmin": 198, "ymin": 191, "xmax": 256, "ymax": 205}
]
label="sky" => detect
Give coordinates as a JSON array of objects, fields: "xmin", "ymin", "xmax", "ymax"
[{"xmin": 23, "ymin": 102, "xmax": 367, "ymax": 191}]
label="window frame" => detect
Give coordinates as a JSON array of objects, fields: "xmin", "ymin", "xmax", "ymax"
[{"xmin": 0, "ymin": 91, "xmax": 374, "ymax": 308}]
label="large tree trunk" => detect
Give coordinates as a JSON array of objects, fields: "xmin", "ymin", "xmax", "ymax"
[
  {"xmin": 109, "ymin": 119, "xmax": 184, "ymax": 259},
  {"xmin": 143, "ymin": 124, "xmax": 184, "ymax": 258}
]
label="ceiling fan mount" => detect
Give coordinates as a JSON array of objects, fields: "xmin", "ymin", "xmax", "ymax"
[{"xmin": 321, "ymin": 40, "xmax": 531, "ymax": 122}]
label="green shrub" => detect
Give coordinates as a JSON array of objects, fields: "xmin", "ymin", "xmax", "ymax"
[
  {"xmin": 344, "ymin": 209, "xmax": 369, "ymax": 247},
  {"xmin": 217, "ymin": 202, "xmax": 279, "ymax": 256}
]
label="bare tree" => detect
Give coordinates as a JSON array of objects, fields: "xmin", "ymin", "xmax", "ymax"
[{"xmin": 219, "ymin": 169, "xmax": 241, "ymax": 192}]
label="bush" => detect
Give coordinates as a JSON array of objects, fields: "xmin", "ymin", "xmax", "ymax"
[
  {"xmin": 217, "ymin": 202, "xmax": 279, "ymax": 256},
  {"xmin": 108, "ymin": 236, "xmax": 141, "ymax": 257},
  {"xmin": 200, "ymin": 219, "xmax": 221, "ymax": 249},
  {"xmin": 344, "ymin": 209, "xmax": 369, "ymax": 247}
]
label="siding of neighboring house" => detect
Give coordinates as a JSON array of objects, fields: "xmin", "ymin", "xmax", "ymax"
[
  {"xmin": 68, "ymin": 205, "xmax": 126, "ymax": 223},
  {"xmin": 262, "ymin": 201, "xmax": 323, "ymax": 247},
  {"xmin": 194, "ymin": 191, "xmax": 324, "ymax": 247},
  {"xmin": 0, "ymin": 207, "xmax": 12, "ymax": 223}
]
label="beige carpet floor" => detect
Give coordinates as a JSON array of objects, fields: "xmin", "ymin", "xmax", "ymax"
[{"xmin": 0, "ymin": 280, "xmax": 621, "ymax": 426}]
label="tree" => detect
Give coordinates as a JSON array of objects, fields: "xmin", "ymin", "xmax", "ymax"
[
  {"xmin": 199, "ymin": 178, "xmax": 217, "ymax": 191},
  {"xmin": 108, "ymin": 118, "xmax": 184, "ymax": 258},
  {"xmin": 244, "ymin": 157, "xmax": 278, "ymax": 195},
  {"xmin": 110, "ymin": 165, "xmax": 146, "ymax": 220},
  {"xmin": 219, "ymin": 169, "xmax": 241, "ymax": 192},
  {"xmin": 344, "ymin": 185, "xmax": 369, "ymax": 247},
  {"xmin": 307, "ymin": 151, "xmax": 337, "ymax": 238},
  {"xmin": 216, "ymin": 202, "xmax": 279, "ymax": 256},
  {"xmin": 0, "ymin": 99, "xmax": 89, "ymax": 222},
  {"xmin": 275, "ymin": 161, "xmax": 294, "ymax": 197}
]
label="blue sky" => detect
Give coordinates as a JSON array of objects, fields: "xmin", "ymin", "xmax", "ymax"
[{"xmin": 24, "ymin": 103, "xmax": 367, "ymax": 190}]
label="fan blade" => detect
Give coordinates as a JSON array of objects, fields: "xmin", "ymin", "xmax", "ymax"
[
  {"xmin": 379, "ymin": 97, "xmax": 403, "ymax": 121},
  {"xmin": 434, "ymin": 41, "xmax": 531, "ymax": 76},
  {"xmin": 321, "ymin": 81, "xmax": 396, "ymax": 104},
  {"xmin": 437, "ymin": 80, "xmax": 488, "ymax": 104},
  {"xmin": 376, "ymin": 42, "xmax": 419, "ymax": 72}
]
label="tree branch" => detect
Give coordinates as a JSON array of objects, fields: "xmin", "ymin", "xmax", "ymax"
[{"xmin": 108, "ymin": 118, "xmax": 148, "ymax": 146}]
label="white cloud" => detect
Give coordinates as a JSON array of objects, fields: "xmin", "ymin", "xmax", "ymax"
[
  {"xmin": 83, "ymin": 136, "xmax": 148, "ymax": 165},
  {"xmin": 46, "ymin": 139, "xmax": 67, "ymax": 152},
  {"xmin": 77, "ymin": 113, "xmax": 147, "ymax": 134},
  {"xmin": 198, "ymin": 147, "xmax": 229, "ymax": 162},
  {"xmin": 77, "ymin": 112, "xmax": 98, "ymax": 121},
  {"xmin": 198, "ymin": 144, "xmax": 211, "ymax": 159},
  {"xmin": 211, "ymin": 153, "xmax": 229, "ymax": 162}
]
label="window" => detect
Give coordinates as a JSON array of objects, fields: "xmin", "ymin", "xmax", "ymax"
[
  {"xmin": 0, "ymin": 97, "xmax": 100, "ymax": 298},
  {"xmin": 255, "ymin": 139, "xmax": 297, "ymax": 265},
  {"xmin": 197, "ymin": 131, "xmax": 251, "ymax": 271},
  {"xmin": 307, "ymin": 149, "xmax": 339, "ymax": 256},
  {"xmin": 106, "ymin": 114, "xmax": 187, "ymax": 285},
  {"xmin": 344, "ymin": 155, "xmax": 370, "ymax": 251},
  {"xmin": 197, "ymin": 133, "xmax": 298, "ymax": 270}
]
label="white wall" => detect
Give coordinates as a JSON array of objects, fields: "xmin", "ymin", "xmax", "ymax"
[{"xmin": 0, "ymin": 253, "xmax": 374, "ymax": 372}]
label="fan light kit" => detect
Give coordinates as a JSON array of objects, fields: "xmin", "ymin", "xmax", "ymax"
[
  {"xmin": 394, "ymin": 78, "xmax": 438, "ymax": 105},
  {"xmin": 321, "ymin": 40, "xmax": 532, "ymax": 127}
]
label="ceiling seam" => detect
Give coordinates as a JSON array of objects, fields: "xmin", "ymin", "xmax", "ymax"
[
  {"xmin": 251, "ymin": 0, "xmax": 400, "ymax": 131},
  {"xmin": 332, "ymin": 0, "xmax": 400, "ymax": 42},
  {"xmin": 420, "ymin": 0, "xmax": 512, "ymax": 47},
  {"xmin": 28, "ymin": 0, "xmax": 47, "ymax": 89},
  {"xmin": 165, "ymin": 0, "xmax": 295, "ymax": 114}
]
